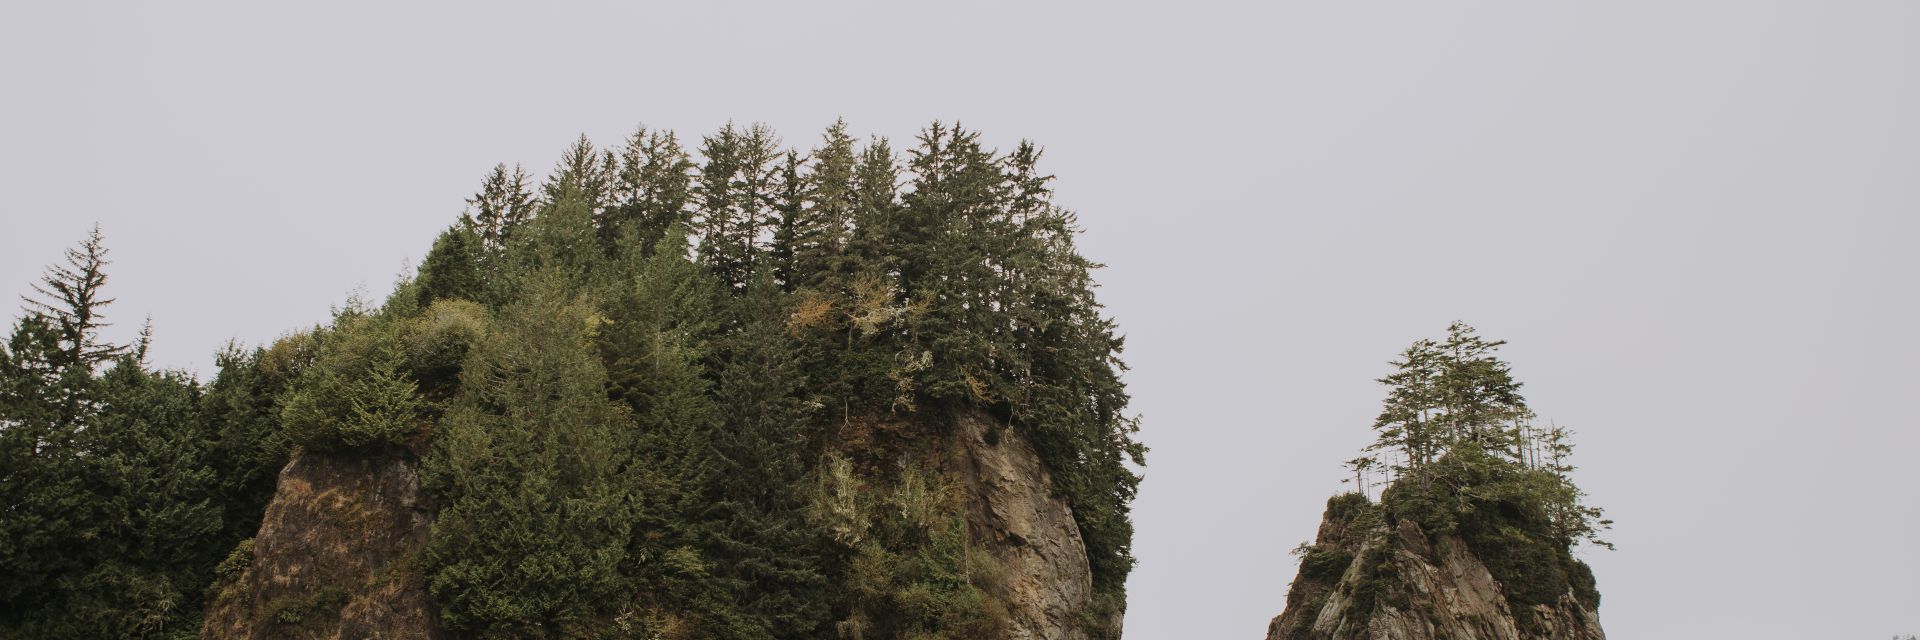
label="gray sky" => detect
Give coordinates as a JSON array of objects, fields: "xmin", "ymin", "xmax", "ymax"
[{"xmin": 4, "ymin": 2, "xmax": 1916, "ymax": 637}]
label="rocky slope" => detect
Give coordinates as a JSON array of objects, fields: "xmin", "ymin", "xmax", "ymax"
[
  {"xmin": 202, "ymin": 411, "xmax": 1099, "ymax": 639},
  {"xmin": 202, "ymin": 447, "xmax": 440, "ymax": 640},
  {"xmin": 1266, "ymin": 495, "xmax": 1603, "ymax": 640}
]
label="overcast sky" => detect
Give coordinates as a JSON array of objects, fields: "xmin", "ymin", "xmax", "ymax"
[{"xmin": 4, "ymin": 2, "xmax": 1916, "ymax": 638}]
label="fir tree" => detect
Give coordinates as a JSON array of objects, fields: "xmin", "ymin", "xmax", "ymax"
[
  {"xmin": 22, "ymin": 225, "xmax": 126, "ymax": 371},
  {"xmin": 696, "ymin": 123, "xmax": 782, "ymax": 292},
  {"xmin": 463, "ymin": 164, "xmax": 537, "ymax": 251},
  {"xmin": 607, "ymin": 126, "xmax": 696, "ymax": 256},
  {"xmin": 423, "ymin": 277, "xmax": 637, "ymax": 635},
  {"xmin": 702, "ymin": 276, "xmax": 833, "ymax": 638},
  {"xmin": 769, "ymin": 150, "xmax": 808, "ymax": 292},
  {"xmin": 416, "ymin": 224, "xmax": 486, "ymax": 306}
]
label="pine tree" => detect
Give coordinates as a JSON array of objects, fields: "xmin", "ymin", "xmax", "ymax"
[
  {"xmin": 542, "ymin": 134, "xmax": 616, "ymax": 211},
  {"xmin": 846, "ymin": 136, "xmax": 901, "ymax": 284},
  {"xmin": 899, "ymin": 122, "xmax": 1011, "ymax": 405}
]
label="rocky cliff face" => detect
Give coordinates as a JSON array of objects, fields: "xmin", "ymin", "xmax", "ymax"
[
  {"xmin": 201, "ymin": 448, "xmax": 440, "ymax": 640},
  {"xmin": 951, "ymin": 412, "xmax": 1102, "ymax": 640},
  {"xmin": 1266, "ymin": 496, "xmax": 1603, "ymax": 640}
]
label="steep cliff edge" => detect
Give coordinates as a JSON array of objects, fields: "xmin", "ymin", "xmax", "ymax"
[
  {"xmin": 952, "ymin": 412, "xmax": 1101, "ymax": 640},
  {"xmin": 201, "ymin": 448, "xmax": 440, "ymax": 640},
  {"xmin": 1266, "ymin": 494, "xmax": 1603, "ymax": 640}
]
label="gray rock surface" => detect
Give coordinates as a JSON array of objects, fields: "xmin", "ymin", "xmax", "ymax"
[{"xmin": 953, "ymin": 412, "xmax": 1100, "ymax": 640}]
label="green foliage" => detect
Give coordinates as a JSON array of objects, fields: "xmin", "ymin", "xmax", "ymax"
[
  {"xmin": 1342, "ymin": 542, "xmax": 1407, "ymax": 620},
  {"xmin": 421, "ymin": 279, "xmax": 637, "ymax": 635},
  {"xmin": 417, "ymin": 225, "xmax": 487, "ymax": 307},
  {"xmin": 1305, "ymin": 325, "xmax": 1614, "ymax": 629},
  {"xmin": 1297, "ymin": 546, "xmax": 1356, "ymax": 584},
  {"xmin": 1378, "ymin": 451, "xmax": 1601, "ymax": 628},
  {"xmin": 1, "ymin": 232, "xmax": 274, "ymax": 639},
  {"xmin": 212, "ymin": 539, "xmax": 256, "ymax": 584},
  {"xmin": 1360, "ymin": 323, "xmax": 1611, "ymax": 550},
  {"xmin": 279, "ymin": 313, "xmax": 434, "ymax": 451},
  {"xmin": 817, "ymin": 459, "xmax": 1010, "ymax": 640},
  {"xmin": 4, "ymin": 121, "xmax": 1144, "ymax": 638}
]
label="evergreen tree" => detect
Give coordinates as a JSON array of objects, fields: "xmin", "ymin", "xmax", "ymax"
[
  {"xmin": 768, "ymin": 150, "xmax": 808, "ymax": 292},
  {"xmin": 799, "ymin": 120, "xmax": 858, "ymax": 291},
  {"xmin": 199, "ymin": 343, "xmax": 295, "ymax": 546},
  {"xmin": 463, "ymin": 164, "xmax": 537, "ymax": 251},
  {"xmin": 416, "ymin": 224, "xmax": 487, "ymax": 306},
  {"xmin": 542, "ymin": 134, "xmax": 616, "ymax": 211},
  {"xmin": 845, "ymin": 136, "xmax": 901, "ymax": 285},
  {"xmin": 22, "ymin": 225, "xmax": 126, "ymax": 371},
  {"xmin": 696, "ymin": 123, "xmax": 781, "ymax": 292},
  {"xmin": 702, "ymin": 276, "xmax": 832, "ymax": 639},
  {"xmin": 606, "ymin": 126, "xmax": 696, "ymax": 256},
  {"xmin": 423, "ymin": 277, "xmax": 636, "ymax": 635}
]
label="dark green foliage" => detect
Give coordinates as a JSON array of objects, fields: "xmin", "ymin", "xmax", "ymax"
[
  {"xmin": 1342, "ymin": 542, "xmax": 1406, "ymax": 620},
  {"xmin": 417, "ymin": 225, "xmax": 487, "ymax": 307},
  {"xmin": 1379, "ymin": 451, "xmax": 1600, "ymax": 629},
  {"xmin": 1298, "ymin": 547, "xmax": 1355, "ymax": 583},
  {"xmin": 279, "ymin": 312, "xmax": 434, "ymax": 451},
  {"xmin": 3, "ymin": 121, "xmax": 1143, "ymax": 639},
  {"xmin": 464, "ymin": 164, "xmax": 537, "ymax": 251},
  {"xmin": 201, "ymin": 346, "xmax": 295, "ymax": 544},
  {"xmin": 1, "ymin": 231, "xmax": 271, "ymax": 639},
  {"xmin": 698, "ymin": 279, "xmax": 834, "ymax": 637},
  {"xmin": 696, "ymin": 123, "xmax": 782, "ymax": 292},
  {"xmin": 422, "ymin": 280, "xmax": 637, "ymax": 635}
]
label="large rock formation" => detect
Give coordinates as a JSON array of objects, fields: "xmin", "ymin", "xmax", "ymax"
[
  {"xmin": 202, "ymin": 448, "xmax": 440, "ymax": 640},
  {"xmin": 1266, "ymin": 495, "xmax": 1603, "ymax": 640}
]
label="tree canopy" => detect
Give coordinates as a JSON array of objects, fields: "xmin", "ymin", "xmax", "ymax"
[{"xmin": 0, "ymin": 120, "xmax": 1144, "ymax": 640}]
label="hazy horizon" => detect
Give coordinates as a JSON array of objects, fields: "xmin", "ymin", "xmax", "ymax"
[{"xmin": 5, "ymin": 2, "xmax": 1916, "ymax": 637}]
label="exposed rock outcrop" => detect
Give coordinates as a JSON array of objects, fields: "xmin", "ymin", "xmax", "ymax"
[
  {"xmin": 202, "ymin": 448, "xmax": 440, "ymax": 640},
  {"xmin": 952, "ymin": 412, "xmax": 1100, "ymax": 640},
  {"xmin": 1267, "ymin": 496, "xmax": 1603, "ymax": 640}
]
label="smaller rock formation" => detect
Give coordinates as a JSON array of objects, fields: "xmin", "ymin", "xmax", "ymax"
[
  {"xmin": 1266, "ymin": 494, "xmax": 1604, "ymax": 640},
  {"xmin": 202, "ymin": 448, "xmax": 440, "ymax": 640}
]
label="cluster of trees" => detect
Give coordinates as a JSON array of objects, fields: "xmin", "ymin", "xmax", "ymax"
[
  {"xmin": 0, "ymin": 229, "xmax": 290, "ymax": 638},
  {"xmin": 1, "ymin": 119, "xmax": 1143, "ymax": 639},
  {"xmin": 1346, "ymin": 322, "xmax": 1610, "ymax": 550}
]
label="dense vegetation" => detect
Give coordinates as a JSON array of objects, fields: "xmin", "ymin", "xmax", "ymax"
[
  {"xmin": 0, "ymin": 229, "xmax": 290, "ymax": 639},
  {"xmin": 1293, "ymin": 324, "xmax": 1609, "ymax": 632},
  {"xmin": 0, "ymin": 120, "xmax": 1144, "ymax": 639}
]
